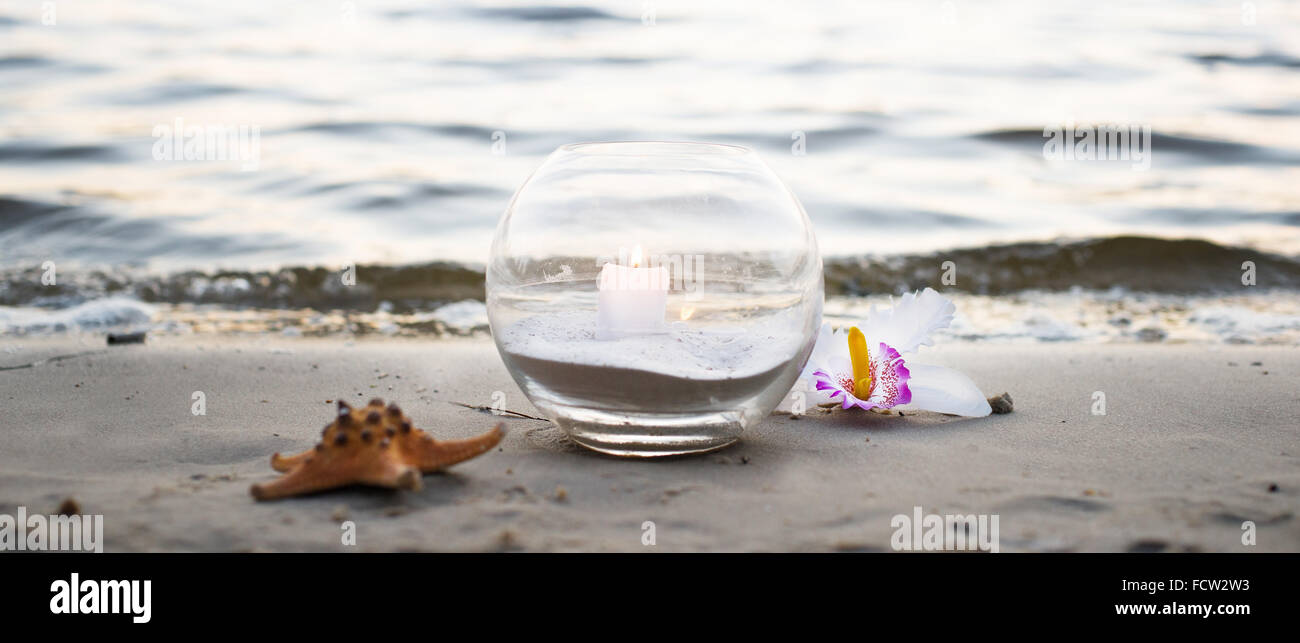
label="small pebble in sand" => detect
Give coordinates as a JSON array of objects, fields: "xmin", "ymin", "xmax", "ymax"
[
  {"xmin": 496, "ymin": 530, "xmax": 520, "ymax": 550},
  {"xmin": 987, "ymin": 392, "xmax": 1014, "ymax": 414},
  {"xmin": 553, "ymin": 485, "xmax": 568, "ymax": 502},
  {"xmin": 57, "ymin": 497, "xmax": 81, "ymax": 515},
  {"xmin": 1251, "ymin": 361, "xmax": 1262, "ymax": 366},
  {"xmin": 1268, "ymin": 483, "xmax": 1279, "ymax": 492},
  {"xmin": 1135, "ymin": 327, "xmax": 1166, "ymax": 343},
  {"xmin": 330, "ymin": 505, "xmax": 349, "ymax": 522},
  {"xmin": 107, "ymin": 331, "xmax": 147, "ymax": 345}
]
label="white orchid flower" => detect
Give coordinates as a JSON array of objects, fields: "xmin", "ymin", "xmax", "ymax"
[{"xmin": 801, "ymin": 288, "xmax": 991, "ymax": 417}]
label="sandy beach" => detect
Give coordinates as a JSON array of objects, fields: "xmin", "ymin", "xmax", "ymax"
[{"xmin": 2, "ymin": 335, "xmax": 1294, "ymax": 552}]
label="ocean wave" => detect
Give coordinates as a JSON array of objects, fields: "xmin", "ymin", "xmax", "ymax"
[
  {"xmin": 0, "ymin": 236, "xmax": 1294, "ymax": 315},
  {"xmin": 1125, "ymin": 207, "xmax": 1300, "ymax": 228},
  {"xmin": 0, "ymin": 142, "xmax": 122, "ymax": 163},
  {"xmin": 0, "ymin": 297, "xmax": 154, "ymax": 334},
  {"xmin": 2, "ymin": 236, "xmax": 1297, "ymax": 342},
  {"xmin": 96, "ymin": 81, "xmax": 246, "ymax": 105},
  {"xmin": 468, "ymin": 6, "xmax": 623, "ymax": 22},
  {"xmin": 970, "ymin": 128, "xmax": 1299, "ymax": 164},
  {"xmin": 1228, "ymin": 103, "xmax": 1300, "ymax": 117},
  {"xmin": 1190, "ymin": 52, "xmax": 1300, "ymax": 69},
  {"xmin": 290, "ymin": 121, "xmax": 503, "ymax": 141},
  {"xmin": 428, "ymin": 299, "xmax": 488, "ymax": 332},
  {"xmin": 823, "ymin": 236, "xmax": 1300, "ymax": 296},
  {"xmin": 816, "ymin": 206, "xmax": 996, "ymax": 229},
  {"xmin": 704, "ymin": 126, "xmax": 878, "ymax": 152},
  {"xmin": 0, "ymin": 55, "xmax": 53, "ymax": 69},
  {"xmin": 0, "ymin": 197, "xmax": 301, "ymax": 267},
  {"xmin": 339, "ymin": 181, "xmax": 508, "ymax": 211},
  {"xmin": 825, "ymin": 290, "xmax": 1300, "ymax": 345},
  {"xmin": 0, "ymin": 260, "xmax": 485, "ymax": 312}
]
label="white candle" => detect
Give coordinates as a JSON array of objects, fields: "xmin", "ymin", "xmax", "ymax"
[{"xmin": 596, "ymin": 246, "xmax": 668, "ymax": 340}]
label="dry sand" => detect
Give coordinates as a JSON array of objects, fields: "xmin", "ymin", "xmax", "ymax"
[{"xmin": 1, "ymin": 335, "xmax": 1296, "ymax": 552}]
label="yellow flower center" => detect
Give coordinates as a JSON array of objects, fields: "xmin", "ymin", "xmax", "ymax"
[{"xmin": 847, "ymin": 326, "xmax": 872, "ymax": 397}]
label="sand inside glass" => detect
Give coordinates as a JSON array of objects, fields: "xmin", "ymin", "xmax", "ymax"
[{"xmin": 496, "ymin": 309, "xmax": 808, "ymax": 412}]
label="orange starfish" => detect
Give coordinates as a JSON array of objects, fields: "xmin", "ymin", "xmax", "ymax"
[{"xmin": 250, "ymin": 398, "xmax": 505, "ymax": 501}]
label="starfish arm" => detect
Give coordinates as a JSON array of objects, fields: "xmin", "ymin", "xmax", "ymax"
[
  {"xmin": 253, "ymin": 398, "xmax": 503, "ymax": 500},
  {"xmin": 251, "ymin": 451, "xmax": 419, "ymax": 501},
  {"xmin": 270, "ymin": 448, "xmax": 314, "ymax": 472},
  {"xmin": 408, "ymin": 423, "xmax": 506, "ymax": 473}
]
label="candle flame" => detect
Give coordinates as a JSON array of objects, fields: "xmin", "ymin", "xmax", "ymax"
[
  {"xmin": 630, "ymin": 245, "xmax": 643, "ymax": 268},
  {"xmin": 680, "ymin": 305, "xmax": 695, "ymax": 321}
]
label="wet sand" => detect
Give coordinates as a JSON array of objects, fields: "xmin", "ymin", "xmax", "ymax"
[{"xmin": 0, "ymin": 336, "xmax": 1295, "ymax": 552}]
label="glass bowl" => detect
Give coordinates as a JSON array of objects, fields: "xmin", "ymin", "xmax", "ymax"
[{"xmin": 487, "ymin": 142, "xmax": 822, "ymax": 457}]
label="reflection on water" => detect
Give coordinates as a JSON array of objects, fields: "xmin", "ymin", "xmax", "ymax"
[
  {"xmin": 1, "ymin": 1, "xmax": 1299, "ymax": 342},
  {"xmin": 0, "ymin": 0, "xmax": 1297, "ymax": 272}
]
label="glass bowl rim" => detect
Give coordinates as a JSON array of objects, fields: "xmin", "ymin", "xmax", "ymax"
[{"xmin": 555, "ymin": 140, "xmax": 754, "ymax": 156}]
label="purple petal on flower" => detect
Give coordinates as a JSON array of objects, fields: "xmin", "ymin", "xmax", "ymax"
[
  {"xmin": 867, "ymin": 341, "xmax": 912, "ymax": 409},
  {"xmin": 894, "ymin": 362, "xmax": 913, "ymax": 406},
  {"xmin": 876, "ymin": 342, "xmax": 903, "ymax": 362},
  {"xmin": 812, "ymin": 366, "xmax": 877, "ymax": 411}
]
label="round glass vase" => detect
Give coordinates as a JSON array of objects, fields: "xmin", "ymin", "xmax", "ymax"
[{"xmin": 487, "ymin": 142, "xmax": 822, "ymax": 457}]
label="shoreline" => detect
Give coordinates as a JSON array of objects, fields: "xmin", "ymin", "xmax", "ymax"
[
  {"xmin": 1, "ymin": 336, "xmax": 1295, "ymax": 552},
  {"xmin": 4, "ymin": 235, "xmax": 1299, "ymax": 312},
  {"xmin": 8, "ymin": 286, "xmax": 1300, "ymax": 345}
]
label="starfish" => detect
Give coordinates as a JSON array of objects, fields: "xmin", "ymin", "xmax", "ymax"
[{"xmin": 250, "ymin": 398, "xmax": 505, "ymax": 501}]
